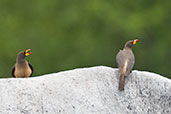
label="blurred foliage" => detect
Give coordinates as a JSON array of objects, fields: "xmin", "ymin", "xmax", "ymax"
[{"xmin": 0, "ymin": 0, "xmax": 170, "ymax": 78}]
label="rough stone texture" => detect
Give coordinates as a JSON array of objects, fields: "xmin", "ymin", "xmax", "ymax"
[{"xmin": 0, "ymin": 66, "xmax": 170, "ymax": 114}]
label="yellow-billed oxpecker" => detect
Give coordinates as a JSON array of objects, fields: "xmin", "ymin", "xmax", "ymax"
[
  {"xmin": 12, "ymin": 49, "xmax": 33, "ymax": 78},
  {"xmin": 116, "ymin": 39, "xmax": 138, "ymax": 91}
]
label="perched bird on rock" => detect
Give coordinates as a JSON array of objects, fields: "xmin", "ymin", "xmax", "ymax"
[
  {"xmin": 116, "ymin": 39, "xmax": 138, "ymax": 91},
  {"xmin": 12, "ymin": 49, "xmax": 33, "ymax": 78}
]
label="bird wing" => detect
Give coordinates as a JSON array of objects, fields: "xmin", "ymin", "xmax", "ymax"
[
  {"xmin": 126, "ymin": 51, "xmax": 135, "ymax": 75},
  {"xmin": 116, "ymin": 50, "xmax": 126, "ymax": 75},
  {"xmin": 11, "ymin": 65, "xmax": 16, "ymax": 77},
  {"xmin": 116, "ymin": 50, "xmax": 135, "ymax": 75},
  {"xmin": 28, "ymin": 63, "xmax": 33, "ymax": 77},
  {"xmin": 116, "ymin": 50, "xmax": 127, "ymax": 68}
]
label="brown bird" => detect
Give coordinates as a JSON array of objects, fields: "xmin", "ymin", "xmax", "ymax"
[
  {"xmin": 116, "ymin": 39, "xmax": 138, "ymax": 91},
  {"xmin": 12, "ymin": 49, "xmax": 33, "ymax": 78}
]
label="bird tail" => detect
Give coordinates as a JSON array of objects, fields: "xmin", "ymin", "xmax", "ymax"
[{"xmin": 119, "ymin": 74, "xmax": 125, "ymax": 91}]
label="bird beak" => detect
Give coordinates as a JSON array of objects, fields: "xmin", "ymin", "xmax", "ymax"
[
  {"xmin": 25, "ymin": 49, "xmax": 32, "ymax": 56},
  {"xmin": 133, "ymin": 39, "xmax": 138, "ymax": 45}
]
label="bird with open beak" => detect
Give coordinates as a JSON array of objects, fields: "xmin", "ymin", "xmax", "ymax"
[
  {"xmin": 12, "ymin": 49, "xmax": 33, "ymax": 78},
  {"xmin": 116, "ymin": 39, "xmax": 138, "ymax": 91}
]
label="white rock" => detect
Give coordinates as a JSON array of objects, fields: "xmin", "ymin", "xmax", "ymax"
[{"xmin": 0, "ymin": 66, "xmax": 170, "ymax": 114}]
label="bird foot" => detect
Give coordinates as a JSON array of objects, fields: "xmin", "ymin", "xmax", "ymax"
[{"xmin": 130, "ymin": 70, "xmax": 132, "ymax": 73}]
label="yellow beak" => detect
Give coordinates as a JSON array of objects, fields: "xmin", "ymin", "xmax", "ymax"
[
  {"xmin": 25, "ymin": 49, "xmax": 32, "ymax": 56},
  {"xmin": 133, "ymin": 39, "xmax": 138, "ymax": 45}
]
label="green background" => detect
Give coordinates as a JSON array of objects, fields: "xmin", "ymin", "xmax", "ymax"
[{"xmin": 0, "ymin": 0, "xmax": 170, "ymax": 78}]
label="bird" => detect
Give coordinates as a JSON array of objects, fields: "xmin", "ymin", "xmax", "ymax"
[
  {"xmin": 116, "ymin": 39, "xmax": 138, "ymax": 91},
  {"xmin": 12, "ymin": 49, "xmax": 33, "ymax": 78}
]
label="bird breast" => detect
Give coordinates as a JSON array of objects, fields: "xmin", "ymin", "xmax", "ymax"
[{"xmin": 14, "ymin": 63, "xmax": 32, "ymax": 78}]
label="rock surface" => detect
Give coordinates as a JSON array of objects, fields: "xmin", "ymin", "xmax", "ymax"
[{"xmin": 0, "ymin": 66, "xmax": 170, "ymax": 114}]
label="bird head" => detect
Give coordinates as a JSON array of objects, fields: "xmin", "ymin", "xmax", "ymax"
[
  {"xmin": 125, "ymin": 39, "xmax": 138, "ymax": 49},
  {"xmin": 17, "ymin": 49, "xmax": 32, "ymax": 62},
  {"xmin": 21, "ymin": 49, "xmax": 32, "ymax": 57}
]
